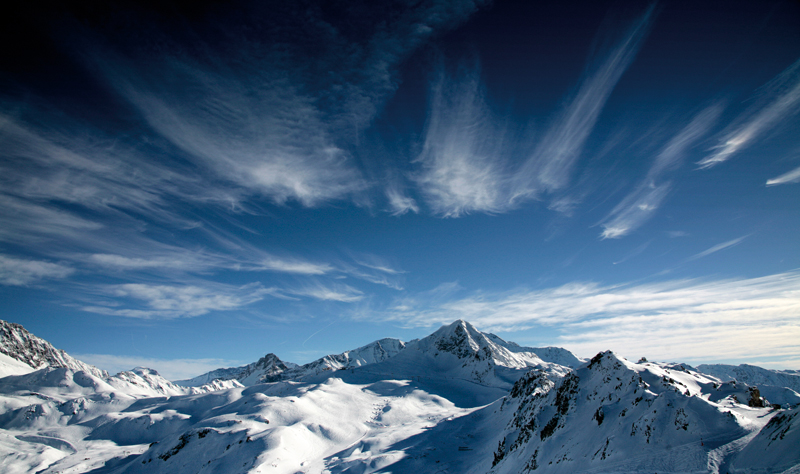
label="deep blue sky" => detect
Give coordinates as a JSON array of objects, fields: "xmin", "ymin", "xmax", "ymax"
[{"xmin": 1, "ymin": 0, "xmax": 799, "ymax": 379}]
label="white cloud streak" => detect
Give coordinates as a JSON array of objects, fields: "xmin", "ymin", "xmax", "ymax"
[
  {"xmin": 353, "ymin": 255, "xmax": 404, "ymax": 275},
  {"xmin": 413, "ymin": 6, "xmax": 654, "ymax": 216},
  {"xmin": 83, "ymin": 282, "xmax": 276, "ymax": 319},
  {"xmin": 513, "ymin": 5, "xmax": 655, "ymax": 197},
  {"xmin": 88, "ymin": 1, "xmax": 487, "ymax": 209},
  {"xmin": 698, "ymin": 58, "xmax": 800, "ymax": 169},
  {"xmin": 686, "ymin": 235, "xmax": 748, "ymax": 262},
  {"xmin": 0, "ymin": 255, "xmax": 74, "ymax": 286},
  {"xmin": 86, "ymin": 242, "xmax": 333, "ymax": 277},
  {"xmin": 372, "ymin": 271, "xmax": 800, "ymax": 368},
  {"xmin": 253, "ymin": 257, "xmax": 333, "ymax": 275},
  {"xmin": 385, "ymin": 186, "xmax": 419, "ymax": 216},
  {"xmin": 0, "ymin": 194, "xmax": 103, "ymax": 245},
  {"xmin": 289, "ymin": 282, "xmax": 365, "ymax": 303},
  {"xmin": 600, "ymin": 183, "xmax": 671, "ymax": 239},
  {"xmin": 414, "ymin": 73, "xmax": 510, "ymax": 217},
  {"xmin": 118, "ymin": 74, "xmax": 367, "ymax": 207},
  {"xmin": 0, "ymin": 114, "xmax": 206, "ymax": 225},
  {"xmin": 766, "ymin": 165, "xmax": 800, "ymax": 186},
  {"xmin": 601, "ymin": 104, "xmax": 722, "ymax": 239}
]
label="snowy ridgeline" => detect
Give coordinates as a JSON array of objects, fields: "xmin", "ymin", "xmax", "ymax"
[{"xmin": 0, "ymin": 319, "xmax": 799, "ymax": 474}]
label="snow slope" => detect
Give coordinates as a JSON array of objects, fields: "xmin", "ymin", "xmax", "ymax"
[
  {"xmin": 697, "ymin": 364, "xmax": 800, "ymax": 392},
  {"xmin": 0, "ymin": 351, "xmax": 34, "ymax": 378},
  {"xmin": 698, "ymin": 363, "xmax": 800, "ymax": 407},
  {"xmin": 484, "ymin": 351, "xmax": 798, "ymax": 474},
  {"xmin": 484, "ymin": 333, "xmax": 585, "ymax": 368},
  {"xmin": 1, "ymin": 319, "xmax": 799, "ymax": 474}
]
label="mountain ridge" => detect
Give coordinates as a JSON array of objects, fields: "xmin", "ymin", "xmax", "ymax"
[
  {"xmin": 0, "ymin": 320, "xmax": 108, "ymax": 378},
  {"xmin": 1, "ymin": 319, "xmax": 798, "ymax": 474},
  {"xmin": 177, "ymin": 320, "xmax": 583, "ymax": 389}
]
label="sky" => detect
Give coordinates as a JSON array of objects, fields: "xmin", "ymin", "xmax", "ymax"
[{"xmin": 1, "ymin": 0, "xmax": 799, "ymax": 380}]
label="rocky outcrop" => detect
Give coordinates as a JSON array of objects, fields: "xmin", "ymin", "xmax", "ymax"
[{"xmin": 0, "ymin": 320, "xmax": 107, "ymax": 378}]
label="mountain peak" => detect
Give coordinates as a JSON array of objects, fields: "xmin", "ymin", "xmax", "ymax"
[
  {"xmin": 428, "ymin": 320, "xmax": 489, "ymax": 359},
  {"xmin": 0, "ymin": 319, "xmax": 107, "ymax": 378}
]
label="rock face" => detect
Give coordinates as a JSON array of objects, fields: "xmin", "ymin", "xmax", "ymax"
[
  {"xmin": 0, "ymin": 320, "xmax": 107, "ymax": 378},
  {"xmin": 487, "ymin": 351, "xmax": 797, "ymax": 474},
  {"xmin": 175, "ymin": 353, "xmax": 293, "ymax": 387},
  {"xmin": 373, "ymin": 320, "xmax": 571, "ymax": 397},
  {"xmin": 409, "ymin": 320, "xmax": 549, "ymax": 373}
]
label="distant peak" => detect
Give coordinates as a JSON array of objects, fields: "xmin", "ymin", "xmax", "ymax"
[
  {"xmin": 132, "ymin": 367, "xmax": 161, "ymax": 377},
  {"xmin": 586, "ymin": 350, "xmax": 624, "ymax": 369},
  {"xmin": 441, "ymin": 319, "xmax": 479, "ymax": 334}
]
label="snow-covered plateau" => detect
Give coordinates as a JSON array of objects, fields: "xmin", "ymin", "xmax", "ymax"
[{"xmin": 1, "ymin": 318, "xmax": 798, "ymax": 473}]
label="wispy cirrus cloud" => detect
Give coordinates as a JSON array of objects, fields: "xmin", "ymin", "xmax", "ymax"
[
  {"xmin": 414, "ymin": 6, "xmax": 654, "ymax": 217},
  {"xmin": 599, "ymin": 183, "xmax": 672, "ymax": 239},
  {"xmin": 766, "ymin": 164, "xmax": 800, "ymax": 186},
  {"xmin": 685, "ymin": 235, "xmax": 748, "ymax": 262},
  {"xmin": 86, "ymin": 241, "xmax": 333, "ymax": 277},
  {"xmin": 372, "ymin": 271, "xmax": 800, "ymax": 368},
  {"xmin": 87, "ymin": 1, "xmax": 487, "ymax": 209},
  {"xmin": 601, "ymin": 104, "xmax": 722, "ymax": 239},
  {"xmin": 698, "ymin": 58, "xmax": 800, "ymax": 169},
  {"xmin": 82, "ymin": 282, "xmax": 277, "ymax": 319},
  {"xmin": 115, "ymin": 72, "xmax": 368, "ymax": 207},
  {"xmin": 0, "ymin": 194, "xmax": 103, "ymax": 245},
  {"xmin": 0, "ymin": 254, "xmax": 74, "ymax": 286},
  {"xmin": 414, "ymin": 71, "xmax": 511, "ymax": 217},
  {"xmin": 253, "ymin": 256, "xmax": 333, "ymax": 275},
  {"xmin": 353, "ymin": 254, "xmax": 404, "ymax": 275},
  {"xmin": 289, "ymin": 282, "xmax": 364, "ymax": 303},
  {"xmin": 514, "ymin": 5, "xmax": 655, "ymax": 198},
  {"xmin": 0, "ymin": 114, "xmax": 208, "ymax": 226},
  {"xmin": 335, "ymin": 254, "xmax": 406, "ymax": 290},
  {"xmin": 88, "ymin": 253, "xmax": 211, "ymax": 272},
  {"xmin": 385, "ymin": 186, "xmax": 419, "ymax": 216}
]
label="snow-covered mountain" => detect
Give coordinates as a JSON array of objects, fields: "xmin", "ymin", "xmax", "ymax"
[
  {"xmin": 177, "ymin": 337, "xmax": 406, "ymax": 387},
  {"xmin": 181, "ymin": 321, "xmax": 578, "ymax": 396},
  {"xmin": 380, "ymin": 320, "xmax": 571, "ymax": 390},
  {"xmin": 697, "ymin": 363, "xmax": 800, "ymax": 391},
  {"xmin": 1, "ymin": 319, "xmax": 798, "ymax": 474},
  {"xmin": 483, "ymin": 351, "xmax": 783, "ymax": 473},
  {"xmin": 376, "ymin": 351, "xmax": 798, "ymax": 474},
  {"xmin": 484, "ymin": 333, "xmax": 585, "ymax": 368},
  {"xmin": 0, "ymin": 320, "xmax": 107, "ymax": 378},
  {"xmin": 175, "ymin": 353, "xmax": 295, "ymax": 387}
]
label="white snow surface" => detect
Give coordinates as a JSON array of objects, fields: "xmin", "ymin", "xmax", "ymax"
[
  {"xmin": 1, "ymin": 319, "xmax": 798, "ymax": 473},
  {"xmin": 697, "ymin": 363, "xmax": 800, "ymax": 407},
  {"xmin": 0, "ymin": 351, "xmax": 34, "ymax": 378}
]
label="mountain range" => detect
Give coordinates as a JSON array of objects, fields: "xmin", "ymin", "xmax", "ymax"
[{"xmin": 0, "ymin": 318, "xmax": 798, "ymax": 473}]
